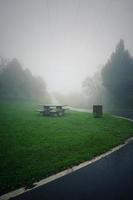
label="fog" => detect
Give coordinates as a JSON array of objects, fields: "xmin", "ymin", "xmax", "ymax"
[{"xmin": 0, "ymin": 0, "xmax": 133, "ymax": 94}]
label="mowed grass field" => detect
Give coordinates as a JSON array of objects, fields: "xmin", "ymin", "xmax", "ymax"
[{"xmin": 0, "ymin": 102, "xmax": 133, "ymax": 194}]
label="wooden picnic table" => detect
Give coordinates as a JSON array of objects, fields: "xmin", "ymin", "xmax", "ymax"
[{"xmin": 37, "ymin": 104, "xmax": 68, "ymax": 117}]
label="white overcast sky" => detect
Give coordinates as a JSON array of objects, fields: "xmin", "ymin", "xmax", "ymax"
[{"xmin": 0, "ymin": 0, "xmax": 133, "ymax": 93}]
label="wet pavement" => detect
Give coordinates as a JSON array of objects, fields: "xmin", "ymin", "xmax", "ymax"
[{"xmin": 11, "ymin": 139, "xmax": 133, "ymax": 200}]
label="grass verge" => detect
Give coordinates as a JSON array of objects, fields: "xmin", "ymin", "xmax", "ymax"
[{"xmin": 0, "ymin": 102, "xmax": 133, "ymax": 194}]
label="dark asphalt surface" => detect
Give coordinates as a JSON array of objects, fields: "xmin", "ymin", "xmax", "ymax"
[{"xmin": 11, "ymin": 114, "xmax": 133, "ymax": 200}]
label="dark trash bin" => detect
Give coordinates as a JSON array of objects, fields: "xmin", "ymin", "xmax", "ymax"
[{"xmin": 93, "ymin": 105, "xmax": 103, "ymax": 118}]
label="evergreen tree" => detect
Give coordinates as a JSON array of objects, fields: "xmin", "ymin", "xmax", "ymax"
[
  {"xmin": 102, "ymin": 39, "xmax": 133, "ymax": 108},
  {"xmin": 0, "ymin": 58, "xmax": 49, "ymax": 101}
]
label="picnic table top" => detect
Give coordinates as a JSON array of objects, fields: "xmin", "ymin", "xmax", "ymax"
[{"xmin": 38, "ymin": 104, "xmax": 67, "ymax": 107}]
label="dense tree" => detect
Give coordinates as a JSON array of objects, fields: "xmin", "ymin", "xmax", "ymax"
[
  {"xmin": 0, "ymin": 57, "xmax": 49, "ymax": 101},
  {"xmin": 102, "ymin": 39, "xmax": 133, "ymax": 108}
]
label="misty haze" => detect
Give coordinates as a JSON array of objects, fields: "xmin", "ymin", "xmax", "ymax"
[
  {"xmin": 0, "ymin": 0, "xmax": 133, "ymax": 105},
  {"xmin": 1, "ymin": 1, "xmax": 133, "ymax": 199}
]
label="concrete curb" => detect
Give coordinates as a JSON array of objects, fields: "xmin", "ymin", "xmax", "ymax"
[{"xmin": 0, "ymin": 115, "xmax": 133, "ymax": 200}]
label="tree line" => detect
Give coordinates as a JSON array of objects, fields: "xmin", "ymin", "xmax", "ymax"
[
  {"xmin": 1, "ymin": 39, "xmax": 133, "ymax": 109},
  {"xmin": 83, "ymin": 39, "xmax": 133, "ymax": 110},
  {"xmin": 0, "ymin": 58, "xmax": 50, "ymax": 101}
]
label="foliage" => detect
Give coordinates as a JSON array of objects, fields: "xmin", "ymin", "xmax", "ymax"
[
  {"xmin": 82, "ymin": 70, "xmax": 104, "ymax": 106},
  {"xmin": 0, "ymin": 58, "xmax": 49, "ymax": 101},
  {"xmin": 102, "ymin": 39, "xmax": 133, "ymax": 108},
  {"xmin": 0, "ymin": 102, "xmax": 133, "ymax": 193}
]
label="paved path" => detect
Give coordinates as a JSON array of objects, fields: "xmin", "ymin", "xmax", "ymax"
[
  {"xmin": 69, "ymin": 107, "xmax": 92, "ymax": 113},
  {"xmin": 6, "ymin": 111, "xmax": 133, "ymax": 200}
]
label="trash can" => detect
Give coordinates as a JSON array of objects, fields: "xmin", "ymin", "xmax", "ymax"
[{"xmin": 93, "ymin": 105, "xmax": 103, "ymax": 118}]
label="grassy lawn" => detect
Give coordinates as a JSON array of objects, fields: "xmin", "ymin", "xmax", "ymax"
[{"xmin": 0, "ymin": 102, "xmax": 133, "ymax": 194}]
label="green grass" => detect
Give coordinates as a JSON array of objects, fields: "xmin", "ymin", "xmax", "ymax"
[{"xmin": 0, "ymin": 102, "xmax": 133, "ymax": 194}]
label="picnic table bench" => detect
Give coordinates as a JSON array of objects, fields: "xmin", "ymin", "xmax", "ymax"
[{"xmin": 37, "ymin": 104, "xmax": 69, "ymax": 117}]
